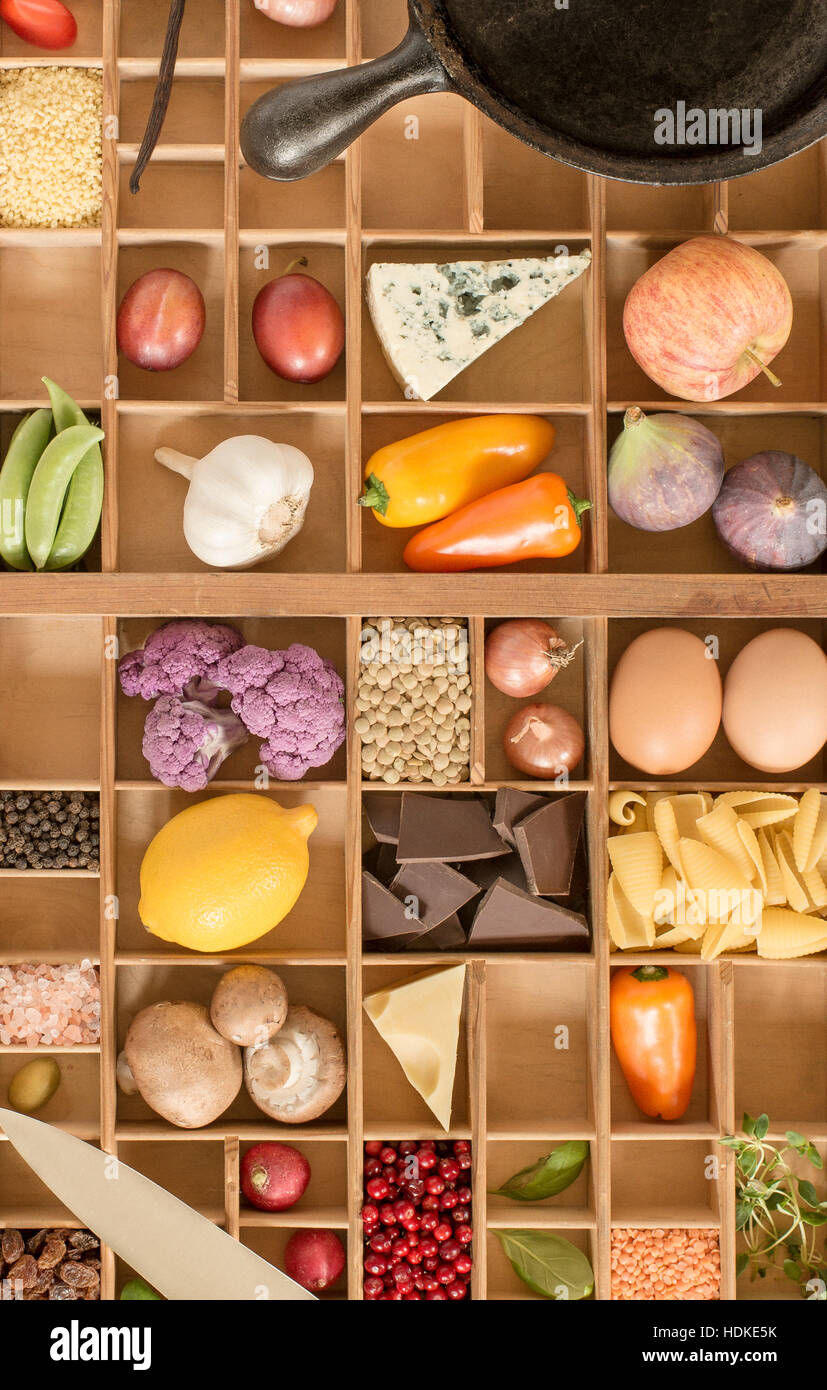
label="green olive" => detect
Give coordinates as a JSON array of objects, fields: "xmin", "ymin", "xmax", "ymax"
[{"xmin": 8, "ymin": 1057, "xmax": 61, "ymax": 1113}]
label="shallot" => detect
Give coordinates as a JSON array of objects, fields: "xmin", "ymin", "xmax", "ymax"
[
  {"xmin": 503, "ymin": 704, "xmax": 585, "ymax": 779},
  {"xmin": 485, "ymin": 619, "xmax": 582, "ymax": 698}
]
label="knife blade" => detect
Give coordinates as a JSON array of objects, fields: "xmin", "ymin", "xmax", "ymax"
[{"xmin": 0, "ymin": 1108, "xmax": 315, "ymax": 1301}]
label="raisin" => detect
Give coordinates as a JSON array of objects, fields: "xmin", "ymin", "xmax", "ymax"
[
  {"xmin": 27, "ymin": 1228, "xmax": 49, "ymax": 1255},
  {"xmin": 49, "ymin": 1281, "xmax": 78, "ymax": 1300},
  {"xmin": 1, "ymin": 1229, "xmax": 24, "ymax": 1264},
  {"xmin": 8, "ymin": 1254, "xmax": 37, "ymax": 1290},
  {"xmin": 30, "ymin": 1266, "xmax": 55, "ymax": 1296},
  {"xmin": 60, "ymin": 1260, "xmax": 99, "ymax": 1290},
  {"xmin": 38, "ymin": 1237, "xmax": 66, "ymax": 1270},
  {"xmin": 68, "ymin": 1230, "xmax": 99, "ymax": 1252}
]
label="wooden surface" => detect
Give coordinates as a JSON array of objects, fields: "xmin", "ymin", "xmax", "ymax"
[{"xmin": 0, "ymin": 0, "xmax": 825, "ymax": 1305}]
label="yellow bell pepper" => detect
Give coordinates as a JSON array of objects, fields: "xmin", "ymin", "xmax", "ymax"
[{"xmin": 358, "ymin": 414, "xmax": 555, "ymax": 528}]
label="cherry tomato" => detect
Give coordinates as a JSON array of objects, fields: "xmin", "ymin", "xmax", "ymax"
[{"xmin": 0, "ymin": 0, "xmax": 78, "ymax": 50}]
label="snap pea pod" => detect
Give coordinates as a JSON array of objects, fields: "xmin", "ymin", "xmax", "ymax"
[
  {"xmin": 0, "ymin": 409, "xmax": 53, "ymax": 570},
  {"xmin": 41, "ymin": 377, "xmax": 105, "ymax": 571},
  {"xmin": 24, "ymin": 424, "xmax": 105, "ymax": 571}
]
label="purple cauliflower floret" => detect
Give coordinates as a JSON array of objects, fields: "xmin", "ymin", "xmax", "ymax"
[
  {"xmin": 216, "ymin": 642, "xmax": 345, "ymax": 780},
  {"xmin": 119, "ymin": 620, "xmax": 245, "ymax": 701},
  {"xmin": 142, "ymin": 695, "xmax": 249, "ymax": 791}
]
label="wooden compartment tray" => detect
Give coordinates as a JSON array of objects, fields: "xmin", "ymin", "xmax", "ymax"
[{"xmin": 0, "ymin": 0, "xmax": 826, "ymax": 1303}]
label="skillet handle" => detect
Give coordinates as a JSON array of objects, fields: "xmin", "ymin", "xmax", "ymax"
[{"xmin": 240, "ymin": 20, "xmax": 452, "ymax": 181}]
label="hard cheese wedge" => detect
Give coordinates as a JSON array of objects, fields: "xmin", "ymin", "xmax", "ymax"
[
  {"xmin": 363, "ymin": 964, "xmax": 466, "ymax": 1129},
  {"xmin": 366, "ymin": 253, "xmax": 592, "ymax": 400}
]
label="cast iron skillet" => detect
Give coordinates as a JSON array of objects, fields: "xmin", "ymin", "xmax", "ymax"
[{"xmin": 241, "ymin": 0, "xmax": 827, "ymax": 186}]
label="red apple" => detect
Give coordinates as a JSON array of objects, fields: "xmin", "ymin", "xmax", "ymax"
[{"xmin": 622, "ymin": 236, "xmax": 793, "ymax": 402}]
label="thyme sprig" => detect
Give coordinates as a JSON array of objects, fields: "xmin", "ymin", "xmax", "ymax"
[{"xmin": 720, "ymin": 1113, "xmax": 826, "ymax": 1298}]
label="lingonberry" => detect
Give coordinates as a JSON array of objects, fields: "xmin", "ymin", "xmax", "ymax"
[
  {"xmin": 366, "ymin": 1176, "xmax": 390, "ymax": 1201},
  {"xmin": 454, "ymin": 1223, "xmax": 473, "ymax": 1245},
  {"xmin": 364, "ymin": 1275, "xmax": 384, "ymax": 1298},
  {"xmin": 361, "ymin": 1203, "xmax": 379, "ymax": 1227},
  {"xmin": 439, "ymin": 1239, "xmax": 462, "ymax": 1263},
  {"xmin": 432, "ymin": 1222, "xmax": 453, "ymax": 1243},
  {"xmin": 446, "ymin": 1280, "xmax": 467, "ymax": 1300},
  {"xmin": 439, "ymin": 1158, "xmax": 461, "ymax": 1183},
  {"xmin": 454, "ymin": 1254, "xmax": 473, "ymax": 1277}
]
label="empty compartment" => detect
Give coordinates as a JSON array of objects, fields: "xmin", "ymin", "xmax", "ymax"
[
  {"xmin": 486, "ymin": 1225, "xmax": 596, "ymax": 1300},
  {"xmin": 607, "ymin": 410, "xmax": 827, "ymax": 575},
  {"xmin": 486, "ymin": 1138, "xmax": 594, "ymax": 1226},
  {"xmin": 482, "ymin": 117, "xmax": 590, "ymax": 231},
  {"xmin": 116, "ymin": 242, "xmax": 224, "ymax": 401},
  {"xmin": 608, "ymin": 617, "xmax": 827, "ymax": 784},
  {"xmin": 118, "ymin": 1140, "xmax": 226, "ymax": 1222},
  {"xmin": 116, "ymin": 409, "xmax": 347, "ymax": 572},
  {"xmin": 611, "ymin": 1140, "xmax": 720, "ymax": 1227},
  {"xmin": 116, "ymin": 615, "xmax": 347, "ymax": 783},
  {"xmin": 0, "ymin": 1141, "xmax": 96, "ymax": 1227},
  {"xmin": 610, "ymin": 963, "xmax": 718, "ymax": 1137},
  {"xmin": 239, "ymin": 1138, "xmax": 348, "ymax": 1224},
  {"xmin": 362, "ymin": 960, "xmax": 471, "ymax": 1135},
  {"xmin": 114, "ymin": 785, "xmax": 347, "ymax": 956},
  {"xmin": 483, "ymin": 616, "xmax": 590, "ymax": 781},
  {"xmin": 240, "ymin": 81, "xmax": 344, "ymax": 229},
  {"xmin": 361, "ymin": 94, "xmax": 468, "ymax": 230},
  {"xmin": 361, "ymin": 0, "xmax": 408, "ymax": 59},
  {"xmin": 0, "ymin": 247, "xmax": 101, "ymax": 401},
  {"xmin": 117, "ymin": 161, "xmax": 225, "ymax": 230},
  {"xmin": 240, "ymin": 1225, "xmax": 347, "ymax": 1300},
  {"xmin": 118, "ymin": 77, "xmax": 225, "ymax": 146},
  {"xmin": 733, "ymin": 962, "xmax": 827, "ymax": 1130},
  {"xmin": 0, "ymin": 878, "xmax": 100, "ymax": 960},
  {"xmin": 362, "ymin": 240, "xmax": 591, "ymax": 406},
  {"xmin": 487, "ymin": 961, "xmax": 593, "ymax": 1136},
  {"xmin": 0, "ymin": 1051, "xmax": 99, "ymax": 1139},
  {"xmin": 120, "ymin": 0, "xmax": 226, "ymax": 58},
  {"xmin": 607, "ymin": 236, "xmax": 826, "ymax": 405},
  {"xmin": 239, "ymin": 241, "xmax": 346, "ymax": 403},
  {"xmin": 606, "ymin": 183, "xmax": 711, "ymax": 233},
  {"xmin": 0, "ymin": 618, "xmax": 101, "ymax": 784},
  {"xmin": 359, "ymin": 412, "xmax": 589, "ymax": 574},
  {"xmin": 116, "ymin": 963, "xmax": 347, "ymax": 1132},
  {"xmin": 727, "ymin": 145, "xmax": 827, "ymax": 231}
]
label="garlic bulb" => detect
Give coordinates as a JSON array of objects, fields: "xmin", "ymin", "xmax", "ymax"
[{"xmin": 155, "ymin": 435, "xmax": 314, "ymax": 569}]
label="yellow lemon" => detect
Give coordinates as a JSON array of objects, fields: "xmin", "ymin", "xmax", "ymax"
[{"xmin": 139, "ymin": 794, "xmax": 317, "ymax": 953}]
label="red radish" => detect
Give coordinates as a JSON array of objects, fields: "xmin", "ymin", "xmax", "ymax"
[
  {"xmin": 284, "ymin": 1229, "xmax": 345, "ymax": 1292},
  {"xmin": 623, "ymin": 237, "xmax": 793, "ymax": 402},
  {"xmin": 0, "ymin": 0, "xmax": 77, "ymax": 50},
  {"xmin": 117, "ymin": 268, "xmax": 206, "ymax": 372},
  {"xmin": 252, "ymin": 262, "xmax": 345, "ymax": 384},
  {"xmin": 241, "ymin": 1141, "xmax": 311, "ymax": 1212}
]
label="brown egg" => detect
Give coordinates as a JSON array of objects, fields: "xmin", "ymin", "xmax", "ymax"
[
  {"xmin": 610, "ymin": 628, "xmax": 722, "ymax": 774},
  {"xmin": 722, "ymin": 629, "xmax": 827, "ymax": 773}
]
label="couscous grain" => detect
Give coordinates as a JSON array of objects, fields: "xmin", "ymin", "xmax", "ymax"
[{"xmin": 0, "ymin": 67, "xmax": 103, "ymax": 228}]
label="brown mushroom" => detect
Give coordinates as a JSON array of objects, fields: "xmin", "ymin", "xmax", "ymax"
[
  {"xmin": 210, "ymin": 965, "xmax": 288, "ymax": 1048},
  {"xmin": 244, "ymin": 1005, "xmax": 345, "ymax": 1124},
  {"xmin": 125, "ymin": 1001, "xmax": 242, "ymax": 1129}
]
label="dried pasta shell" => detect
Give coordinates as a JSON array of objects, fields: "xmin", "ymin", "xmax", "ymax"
[
  {"xmin": 713, "ymin": 791, "xmax": 797, "ymax": 828},
  {"xmin": 757, "ymin": 827, "xmax": 786, "ymax": 906},
  {"xmin": 608, "ymin": 789, "xmax": 647, "ymax": 827},
  {"xmin": 607, "ymin": 872, "xmax": 656, "ymax": 949},
  {"xmin": 607, "ymin": 831, "xmax": 662, "ymax": 919},
  {"xmin": 756, "ymin": 907, "xmax": 827, "ymax": 960},
  {"xmin": 736, "ymin": 819, "xmax": 766, "ymax": 896},
  {"xmin": 652, "ymin": 923, "xmax": 704, "ymax": 948},
  {"xmin": 697, "ymin": 803, "xmax": 756, "ymax": 881},
  {"xmin": 654, "ymin": 863, "xmax": 679, "ymax": 925},
  {"xmin": 701, "ymin": 920, "xmax": 758, "ymax": 960},
  {"xmin": 775, "ymin": 830, "xmax": 813, "ymax": 913},
  {"xmin": 672, "ymin": 936, "xmax": 703, "ymax": 954},
  {"xmin": 792, "ymin": 789, "xmax": 827, "ymax": 873},
  {"xmin": 679, "ymin": 837, "xmax": 762, "ymax": 927}
]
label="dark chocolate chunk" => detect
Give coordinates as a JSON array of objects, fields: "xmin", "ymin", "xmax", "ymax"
[
  {"xmin": 362, "ymin": 871, "xmax": 429, "ymax": 951},
  {"xmin": 364, "ymin": 793, "xmax": 402, "ymax": 844},
  {"xmin": 417, "ymin": 913, "xmax": 467, "ymax": 951},
  {"xmin": 396, "ymin": 794, "xmax": 508, "ymax": 863},
  {"xmin": 458, "ymin": 849, "xmax": 528, "ymax": 896},
  {"xmin": 390, "ymin": 860, "xmax": 481, "ymax": 929},
  {"xmin": 364, "ymin": 841, "xmax": 399, "ymax": 886},
  {"xmin": 513, "ymin": 792, "xmax": 587, "ymax": 896},
  {"xmin": 467, "ymin": 878, "xmax": 590, "ymax": 951},
  {"xmin": 492, "ymin": 788, "xmax": 548, "ymax": 847}
]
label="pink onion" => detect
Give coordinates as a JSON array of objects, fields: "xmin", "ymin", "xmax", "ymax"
[
  {"xmin": 503, "ymin": 704, "xmax": 585, "ymax": 779},
  {"xmin": 485, "ymin": 619, "xmax": 582, "ymax": 698},
  {"xmin": 258, "ymin": 0, "xmax": 338, "ymax": 26}
]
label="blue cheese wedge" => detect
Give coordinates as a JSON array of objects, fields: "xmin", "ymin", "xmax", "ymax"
[{"xmin": 366, "ymin": 252, "xmax": 591, "ymax": 400}]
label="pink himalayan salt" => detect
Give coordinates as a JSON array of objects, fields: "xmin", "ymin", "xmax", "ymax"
[{"xmin": 0, "ymin": 961, "xmax": 100, "ymax": 1046}]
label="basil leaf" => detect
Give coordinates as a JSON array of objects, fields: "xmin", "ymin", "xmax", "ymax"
[
  {"xmin": 735, "ymin": 1252, "xmax": 750, "ymax": 1278},
  {"xmin": 493, "ymin": 1141, "xmax": 589, "ymax": 1203},
  {"xmin": 783, "ymin": 1259, "xmax": 802, "ymax": 1282},
  {"xmin": 495, "ymin": 1230, "xmax": 594, "ymax": 1300},
  {"xmin": 754, "ymin": 1113, "xmax": 769, "ymax": 1140},
  {"xmin": 798, "ymin": 1179, "xmax": 819, "ymax": 1207},
  {"xmin": 800, "ymin": 1211, "xmax": 827, "ymax": 1227},
  {"xmin": 806, "ymin": 1145, "xmax": 823, "ymax": 1170},
  {"xmin": 735, "ymin": 1200, "xmax": 752, "ymax": 1231},
  {"xmin": 742, "ymin": 1113, "xmax": 756, "ymax": 1137},
  {"xmin": 786, "ymin": 1130, "xmax": 807, "ymax": 1150}
]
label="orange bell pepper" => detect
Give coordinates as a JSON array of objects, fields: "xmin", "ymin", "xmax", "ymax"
[
  {"xmin": 402, "ymin": 473, "xmax": 590, "ymax": 573},
  {"xmin": 610, "ymin": 965, "xmax": 697, "ymax": 1121},
  {"xmin": 358, "ymin": 415, "xmax": 555, "ymax": 528}
]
